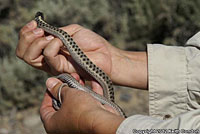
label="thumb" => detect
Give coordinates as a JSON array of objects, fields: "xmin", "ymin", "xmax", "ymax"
[
  {"xmin": 46, "ymin": 77, "xmax": 63, "ymax": 101},
  {"xmin": 61, "ymin": 24, "xmax": 83, "ymax": 36}
]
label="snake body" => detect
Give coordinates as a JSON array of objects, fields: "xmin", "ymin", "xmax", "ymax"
[{"xmin": 34, "ymin": 12, "xmax": 126, "ymax": 118}]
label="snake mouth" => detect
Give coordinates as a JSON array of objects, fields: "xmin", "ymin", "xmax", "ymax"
[{"xmin": 35, "ymin": 11, "xmax": 44, "ymax": 19}]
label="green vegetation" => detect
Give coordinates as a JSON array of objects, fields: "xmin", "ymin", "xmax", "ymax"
[{"xmin": 1, "ymin": 0, "xmax": 200, "ymax": 114}]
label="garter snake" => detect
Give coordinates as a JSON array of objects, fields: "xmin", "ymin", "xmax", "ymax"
[{"xmin": 34, "ymin": 12, "xmax": 126, "ymax": 118}]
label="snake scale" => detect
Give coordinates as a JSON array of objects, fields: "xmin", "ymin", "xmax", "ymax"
[{"xmin": 34, "ymin": 12, "xmax": 126, "ymax": 118}]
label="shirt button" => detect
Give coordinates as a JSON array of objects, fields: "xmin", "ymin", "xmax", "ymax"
[{"xmin": 163, "ymin": 114, "xmax": 172, "ymax": 120}]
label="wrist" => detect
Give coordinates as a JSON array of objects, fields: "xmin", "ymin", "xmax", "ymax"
[
  {"xmin": 83, "ymin": 109, "xmax": 124, "ymax": 134},
  {"xmin": 79, "ymin": 108, "xmax": 124, "ymax": 134},
  {"xmin": 110, "ymin": 47, "xmax": 148, "ymax": 89}
]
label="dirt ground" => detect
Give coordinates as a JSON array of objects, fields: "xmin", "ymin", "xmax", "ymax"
[{"xmin": 0, "ymin": 86, "xmax": 149, "ymax": 134}]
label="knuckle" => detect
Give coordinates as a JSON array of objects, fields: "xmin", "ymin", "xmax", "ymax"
[
  {"xmin": 33, "ymin": 37, "xmax": 47, "ymax": 48},
  {"xmin": 22, "ymin": 52, "xmax": 34, "ymax": 64},
  {"xmin": 19, "ymin": 27, "xmax": 27, "ymax": 37},
  {"xmin": 23, "ymin": 32, "xmax": 31, "ymax": 41},
  {"xmin": 23, "ymin": 54, "xmax": 30, "ymax": 64},
  {"xmin": 34, "ymin": 37, "xmax": 43, "ymax": 45},
  {"xmin": 69, "ymin": 24, "xmax": 83, "ymax": 31},
  {"xmin": 53, "ymin": 38, "xmax": 62, "ymax": 45},
  {"xmin": 62, "ymin": 24, "xmax": 83, "ymax": 36},
  {"xmin": 43, "ymin": 48, "xmax": 51, "ymax": 57},
  {"xmin": 68, "ymin": 24, "xmax": 81, "ymax": 28},
  {"xmin": 43, "ymin": 38, "xmax": 62, "ymax": 57},
  {"xmin": 19, "ymin": 28, "xmax": 25, "ymax": 35}
]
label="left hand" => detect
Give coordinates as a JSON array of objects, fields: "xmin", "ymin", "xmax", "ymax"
[{"xmin": 40, "ymin": 75, "xmax": 124, "ymax": 134}]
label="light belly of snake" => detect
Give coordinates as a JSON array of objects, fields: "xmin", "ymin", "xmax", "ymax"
[
  {"xmin": 34, "ymin": 12, "xmax": 126, "ymax": 118},
  {"xmin": 56, "ymin": 73, "xmax": 126, "ymax": 117}
]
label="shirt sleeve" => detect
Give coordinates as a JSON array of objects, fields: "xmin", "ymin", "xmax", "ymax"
[
  {"xmin": 117, "ymin": 32, "xmax": 200, "ymax": 134},
  {"xmin": 117, "ymin": 109, "xmax": 200, "ymax": 134}
]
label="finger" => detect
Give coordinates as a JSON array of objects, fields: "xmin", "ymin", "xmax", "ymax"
[
  {"xmin": 46, "ymin": 77, "xmax": 63, "ymax": 100},
  {"xmin": 91, "ymin": 81, "xmax": 103, "ymax": 95},
  {"xmin": 23, "ymin": 35, "xmax": 54, "ymax": 66},
  {"xmin": 40, "ymin": 91, "xmax": 56, "ymax": 124},
  {"xmin": 43, "ymin": 38, "xmax": 75, "ymax": 74},
  {"xmin": 43, "ymin": 38, "xmax": 63, "ymax": 58},
  {"xmin": 61, "ymin": 25, "xmax": 97, "ymax": 52},
  {"xmin": 17, "ymin": 21, "xmax": 44, "ymax": 59},
  {"xmin": 70, "ymin": 73, "xmax": 80, "ymax": 81},
  {"xmin": 40, "ymin": 91, "xmax": 63, "ymax": 133},
  {"xmin": 17, "ymin": 28, "xmax": 44, "ymax": 59},
  {"xmin": 61, "ymin": 24, "xmax": 83, "ymax": 37},
  {"xmin": 20, "ymin": 20, "xmax": 37, "ymax": 36},
  {"xmin": 71, "ymin": 73, "xmax": 85, "ymax": 85}
]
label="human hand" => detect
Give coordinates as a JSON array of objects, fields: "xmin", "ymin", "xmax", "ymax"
[
  {"xmin": 16, "ymin": 20, "xmax": 148, "ymax": 88},
  {"xmin": 40, "ymin": 76, "xmax": 124, "ymax": 134},
  {"xmin": 16, "ymin": 20, "xmax": 115, "ymax": 77}
]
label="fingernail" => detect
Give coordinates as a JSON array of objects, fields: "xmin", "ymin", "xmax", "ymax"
[
  {"xmin": 33, "ymin": 28, "xmax": 43, "ymax": 35},
  {"xmin": 26, "ymin": 20, "xmax": 34, "ymax": 28},
  {"xmin": 46, "ymin": 35, "xmax": 54, "ymax": 41},
  {"xmin": 46, "ymin": 78, "xmax": 59, "ymax": 91}
]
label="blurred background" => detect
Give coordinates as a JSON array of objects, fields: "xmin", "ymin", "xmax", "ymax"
[{"xmin": 1, "ymin": 0, "xmax": 200, "ymax": 133}]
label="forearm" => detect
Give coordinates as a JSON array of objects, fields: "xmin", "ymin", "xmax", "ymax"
[{"xmin": 110, "ymin": 46, "xmax": 148, "ymax": 89}]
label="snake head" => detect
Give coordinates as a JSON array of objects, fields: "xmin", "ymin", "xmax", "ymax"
[{"xmin": 35, "ymin": 12, "xmax": 44, "ymax": 20}]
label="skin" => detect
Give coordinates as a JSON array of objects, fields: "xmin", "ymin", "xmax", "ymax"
[{"xmin": 16, "ymin": 20, "xmax": 148, "ymax": 134}]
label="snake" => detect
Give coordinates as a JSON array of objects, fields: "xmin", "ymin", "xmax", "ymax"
[{"xmin": 34, "ymin": 12, "xmax": 126, "ymax": 118}]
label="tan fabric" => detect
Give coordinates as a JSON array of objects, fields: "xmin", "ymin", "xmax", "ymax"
[{"xmin": 117, "ymin": 32, "xmax": 200, "ymax": 134}]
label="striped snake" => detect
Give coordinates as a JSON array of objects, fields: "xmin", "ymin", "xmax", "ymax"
[{"xmin": 34, "ymin": 12, "xmax": 126, "ymax": 118}]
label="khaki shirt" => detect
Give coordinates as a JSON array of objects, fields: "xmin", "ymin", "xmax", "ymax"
[{"xmin": 117, "ymin": 32, "xmax": 200, "ymax": 134}]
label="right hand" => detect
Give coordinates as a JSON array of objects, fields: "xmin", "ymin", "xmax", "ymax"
[{"xmin": 40, "ymin": 77, "xmax": 124, "ymax": 134}]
